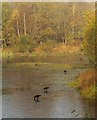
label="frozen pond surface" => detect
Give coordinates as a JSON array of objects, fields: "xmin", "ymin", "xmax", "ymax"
[{"xmin": 2, "ymin": 55, "xmax": 95, "ymax": 118}]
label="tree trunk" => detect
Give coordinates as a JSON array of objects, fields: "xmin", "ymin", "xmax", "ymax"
[
  {"xmin": 23, "ymin": 12, "xmax": 26, "ymax": 35},
  {"xmin": 17, "ymin": 21, "xmax": 20, "ymax": 37},
  {"xmin": 72, "ymin": 1, "xmax": 75, "ymax": 41}
]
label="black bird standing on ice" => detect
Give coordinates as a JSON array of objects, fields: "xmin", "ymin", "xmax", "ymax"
[
  {"xmin": 80, "ymin": 57, "xmax": 83, "ymax": 61},
  {"xmin": 35, "ymin": 64, "xmax": 37, "ymax": 66},
  {"xmin": 64, "ymin": 70, "xmax": 67, "ymax": 74},
  {"xmin": 43, "ymin": 87, "xmax": 50, "ymax": 93},
  {"xmin": 34, "ymin": 95, "xmax": 41, "ymax": 102}
]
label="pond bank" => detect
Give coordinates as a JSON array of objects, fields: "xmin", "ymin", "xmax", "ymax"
[
  {"xmin": 69, "ymin": 68, "xmax": 96, "ymax": 102},
  {"xmin": 2, "ymin": 43, "xmax": 83, "ymax": 59}
]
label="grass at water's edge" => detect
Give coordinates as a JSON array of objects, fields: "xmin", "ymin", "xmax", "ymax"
[
  {"xmin": 69, "ymin": 68, "xmax": 97, "ymax": 100},
  {"xmin": 2, "ymin": 43, "xmax": 83, "ymax": 59},
  {"xmin": 2, "ymin": 51, "xmax": 83, "ymax": 59}
]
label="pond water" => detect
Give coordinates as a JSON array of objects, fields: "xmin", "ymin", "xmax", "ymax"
[{"xmin": 2, "ymin": 55, "xmax": 95, "ymax": 118}]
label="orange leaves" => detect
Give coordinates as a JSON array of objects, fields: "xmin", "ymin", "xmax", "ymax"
[{"xmin": 79, "ymin": 69, "xmax": 95, "ymax": 89}]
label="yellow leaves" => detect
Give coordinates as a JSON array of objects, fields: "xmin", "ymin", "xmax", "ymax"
[
  {"xmin": 83, "ymin": 10, "xmax": 95, "ymax": 21},
  {"xmin": 40, "ymin": 27, "xmax": 56, "ymax": 37},
  {"xmin": 70, "ymin": 69, "xmax": 96, "ymax": 99},
  {"xmin": 80, "ymin": 86, "xmax": 95, "ymax": 99},
  {"xmin": 46, "ymin": 28, "xmax": 56, "ymax": 36},
  {"xmin": 69, "ymin": 79, "xmax": 80, "ymax": 89},
  {"xmin": 11, "ymin": 9, "xmax": 19, "ymax": 21}
]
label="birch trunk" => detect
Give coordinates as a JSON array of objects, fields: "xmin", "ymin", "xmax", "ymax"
[
  {"xmin": 17, "ymin": 21, "xmax": 20, "ymax": 37},
  {"xmin": 23, "ymin": 12, "xmax": 26, "ymax": 35}
]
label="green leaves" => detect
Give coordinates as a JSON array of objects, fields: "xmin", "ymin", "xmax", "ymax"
[
  {"xmin": 83, "ymin": 21, "xmax": 95, "ymax": 65},
  {"xmin": 19, "ymin": 35, "xmax": 36, "ymax": 53}
]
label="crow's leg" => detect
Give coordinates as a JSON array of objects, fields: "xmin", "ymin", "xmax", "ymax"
[
  {"xmin": 44, "ymin": 89, "xmax": 48, "ymax": 93},
  {"xmin": 36, "ymin": 97, "xmax": 39, "ymax": 102}
]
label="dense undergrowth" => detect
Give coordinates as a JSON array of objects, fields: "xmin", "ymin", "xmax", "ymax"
[
  {"xmin": 69, "ymin": 69, "xmax": 96, "ymax": 100},
  {"xmin": 2, "ymin": 42, "xmax": 82, "ymax": 59}
]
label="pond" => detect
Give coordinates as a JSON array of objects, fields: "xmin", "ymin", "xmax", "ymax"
[{"xmin": 2, "ymin": 55, "xmax": 95, "ymax": 118}]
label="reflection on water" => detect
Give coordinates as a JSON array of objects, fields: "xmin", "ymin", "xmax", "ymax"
[
  {"xmin": 2, "ymin": 56, "xmax": 95, "ymax": 118},
  {"xmin": 3, "ymin": 54, "xmax": 89, "ymax": 64}
]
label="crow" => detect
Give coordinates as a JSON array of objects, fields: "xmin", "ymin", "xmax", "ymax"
[
  {"xmin": 64, "ymin": 70, "xmax": 66, "ymax": 74},
  {"xmin": 43, "ymin": 87, "xmax": 50, "ymax": 93},
  {"xmin": 80, "ymin": 57, "xmax": 83, "ymax": 61},
  {"xmin": 35, "ymin": 64, "xmax": 38, "ymax": 66},
  {"xmin": 34, "ymin": 95, "xmax": 41, "ymax": 102}
]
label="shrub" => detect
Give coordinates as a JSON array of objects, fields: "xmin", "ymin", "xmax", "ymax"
[{"xmin": 18, "ymin": 35, "xmax": 36, "ymax": 53}]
